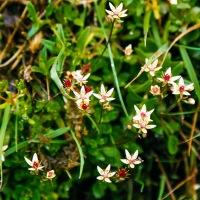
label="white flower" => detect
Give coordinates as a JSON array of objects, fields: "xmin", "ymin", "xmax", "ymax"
[
  {"xmin": 132, "ymin": 119, "xmax": 156, "ymax": 134},
  {"xmin": 97, "ymin": 164, "xmax": 116, "ymax": 183},
  {"xmin": 73, "ymin": 86, "xmax": 93, "ymax": 111},
  {"xmin": 24, "ymin": 153, "xmax": 44, "ymax": 174},
  {"xmin": 46, "ymin": 170, "xmax": 56, "ymax": 179},
  {"xmin": 169, "ymin": 0, "xmax": 177, "ymax": 5},
  {"xmin": 143, "ymin": 58, "xmax": 162, "ymax": 77},
  {"xmin": 1, "ymin": 145, "xmax": 8, "ymax": 162},
  {"xmin": 72, "ymin": 70, "xmax": 90, "ymax": 86},
  {"xmin": 133, "ymin": 104, "xmax": 154, "ymax": 123},
  {"xmin": 120, "ymin": 149, "xmax": 143, "ymax": 168},
  {"xmin": 150, "ymin": 85, "xmax": 161, "ymax": 96},
  {"xmin": 93, "ymin": 84, "xmax": 115, "ymax": 103},
  {"xmin": 157, "ymin": 67, "xmax": 180, "ymax": 86},
  {"xmin": 124, "ymin": 44, "xmax": 133, "ymax": 56},
  {"xmin": 171, "ymin": 77, "xmax": 194, "ymax": 98},
  {"xmin": 105, "ymin": 2, "xmax": 127, "ymax": 19},
  {"xmin": 73, "ymin": 86, "xmax": 93, "ymax": 103}
]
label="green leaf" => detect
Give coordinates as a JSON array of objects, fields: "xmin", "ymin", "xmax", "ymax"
[
  {"xmin": 167, "ymin": 135, "xmax": 178, "ymax": 155},
  {"xmin": 143, "ymin": 9, "xmax": 152, "ymax": 46},
  {"xmin": 76, "ymin": 26, "xmax": 92, "ymax": 52},
  {"xmin": 179, "ymin": 47, "xmax": 200, "ymax": 102},
  {"xmin": 26, "ymin": 2, "xmax": 38, "ymax": 22},
  {"xmin": 45, "ymin": 2, "xmax": 53, "ymax": 18}
]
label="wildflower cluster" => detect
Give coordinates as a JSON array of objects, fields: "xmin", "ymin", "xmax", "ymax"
[
  {"xmin": 63, "ymin": 64, "xmax": 115, "ymax": 112},
  {"xmin": 97, "ymin": 149, "xmax": 143, "ymax": 183},
  {"xmin": 143, "ymin": 59, "xmax": 195, "ymax": 104},
  {"xmin": 24, "ymin": 153, "xmax": 56, "ymax": 181}
]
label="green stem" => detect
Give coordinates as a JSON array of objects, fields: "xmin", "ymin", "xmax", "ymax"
[
  {"xmin": 0, "ymin": 103, "xmax": 11, "ymax": 189},
  {"xmin": 15, "ymin": 100, "xmax": 19, "ymax": 152},
  {"xmin": 94, "ymin": 1, "xmax": 131, "ymax": 123}
]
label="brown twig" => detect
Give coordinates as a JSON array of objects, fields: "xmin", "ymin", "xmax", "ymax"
[
  {"xmin": 161, "ymin": 170, "xmax": 196, "ymax": 200},
  {"xmin": 0, "ymin": 6, "xmax": 27, "ymax": 63},
  {"xmin": 161, "ymin": 23, "xmax": 200, "ymax": 66},
  {"xmin": 154, "ymin": 153, "xmax": 176, "ymax": 200},
  {"xmin": 188, "ymin": 103, "xmax": 200, "ymax": 156}
]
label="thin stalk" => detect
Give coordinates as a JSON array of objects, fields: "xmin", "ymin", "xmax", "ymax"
[
  {"xmin": 98, "ymin": 105, "xmax": 103, "ymax": 125},
  {"xmin": 94, "ymin": 1, "xmax": 130, "ymax": 123},
  {"xmin": 0, "ymin": 104, "xmax": 11, "ymax": 189},
  {"xmin": 15, "ymin": 100, "xmax": 19, "ymax": 152}
]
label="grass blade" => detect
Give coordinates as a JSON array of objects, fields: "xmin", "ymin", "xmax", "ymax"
[{"xmin": 70, "ymin": 128, "xmax": 84, "ymax": 179}]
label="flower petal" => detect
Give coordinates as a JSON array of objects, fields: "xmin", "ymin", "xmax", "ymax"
[
  {"xmin": 97, "ymin": 166, "xmax": 104, "ymax": 175},
  {"xmin": 97, "ymin": 176, "xmax": 104, "ymax": 180},
  {"xmin": 125, "ymin": 149, "xmax": 131, "ymax": 159},
  {"xmin": 24, "ymin": 157, "xmax": 33, "ymax": 167},
  {"xmin": 132, "ymin": 150, "xmax": 139, "ymax": 160},
  {"xmin": 120, "ymin": 159, "xmax": 129, "ymax": 164}
]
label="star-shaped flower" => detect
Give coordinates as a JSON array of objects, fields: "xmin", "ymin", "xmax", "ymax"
[
  {"xmin": 133, "ymin": 104, "xmax": 154, "ymax": 123},
  {"xmin": 72, "ymin": 70, "xmax": 90, "ymax": 86},
  {"xmin": 171, "ymin": 77, "xmax": 194, "ymax": 99},
  {"xmin": 97, "ymin": 164, "xmax": 116, "ymax": 183},
  {"xmin": 93, "ymin": 84, "xmax": 115, "ymax": 103},
  {"xmin": 132, "ymin": 119, "xmax": 156, "ymax": 135},
  {"xmin": 143, "ymin": 58, "xmax": 162, "ymax": 77},
  {"xmin": 24, "ymin": 153, "xmax": 44, "ymax": 175},
  {"xmin": 157, "ymin": 67, "xmax": 180, "ymax": 87},
  {"xmin": 105, "ymin": 2, "xmax": 127, "ymax": 19},
  {"xmin": 120, "ymin": 149, "xmax": 143, "ymax": 168}
]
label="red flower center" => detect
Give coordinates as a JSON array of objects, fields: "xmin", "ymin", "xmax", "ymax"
[
  {"xmin": 153, "ymin": 87, "xmax": 159, "ymax": 93},
  {"xmin": 164, "ymin": 74, "xmax": 170, "ymax": 81},
  {"xmin": 179, "ymin": 86, "xmax": 185, "ymax": 92},
  {"xmin": 141, "ymin": 112, "xmax": 146, "ymax": 118},
  {"xmin": 48, "ymin": 172, "xmax": 53, "ymax": 178},
  {"xmin": 33, "ymin": 161, "xmax": 38, "ymax": 169},
  {"xmin": 118, "ymin": 169, "xmax": 127, "ymax": 178},
  {"xmin": 82, "ymin": 104, "xmax": 88, "ymax": 110},
  {"xmin": 63, "ymin": 79, "xmax": 72, "ymax": 87}
]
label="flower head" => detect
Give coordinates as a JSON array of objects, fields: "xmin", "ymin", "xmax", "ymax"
[
  {"xmin": 132, "ymin": 119, "xmax": 156, "ymax": 136},
  {"xmin": 157, "ymin": 67, "xmax": 180, "ymax": 87},
  {"xmin": 72, "ymin": 70, "xmax": 90, "ymax": 86},
  {"xmin": 133, "ymin": 104, "xmax": 154, "ymax": 123},
  {"xmin": 143, "ymin": 58, "xmax": 162, "ymax": 77},
  {"xmin": 24, "ymin": 153, "xmax": 44, "ymax": 174},
  {"xmin": 46, "ymin": 170, "xmax": 56, "ymax": 179},
  {"xmin": 116, "ymin": 168, "xmax": 129, "ymax": 181},
  {"xmin": 150, "ymin": 85, "xmax": 161, "ymax": 96},
  {"xmin": 93, "ymin": 84, "xmax": 115, "ymax": 103},
  {"xmin": 97, "ymin": 164, "xmax": 116, "ymax": 183},
  {"xmin": 121, "ymin": 149, "xmax": 143, "ymax": 168},
  {"xmin": 105, "ymin": 2, "xmax": 127, "ymax": 20},
  {"xmin": 1, "ymin": 145, "xmax": 8, "ymax": 162},
  {"xmin": 171, "ymin": 77, "xmax": 194, "ymax": 99}
]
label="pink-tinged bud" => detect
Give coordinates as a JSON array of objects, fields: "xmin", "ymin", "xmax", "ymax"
[
  {"xmin": 84, "ymin": 85, "xmax": 93, "ymax": 93},
  {"xmin": 116, "ymin": 23, "xmax": 121, "ymax": 29},
  {"xmin": 69, "ymin": 73, "xmax": 73, "ymax": 79},
  {"xmin": 187, "ymin": 98, "xmax": 195, "ymax": 105},
  {"xmin": 150, "ymin": 85, "xmax": 160, "ymax": 96},
  {"xmin": 82, "ymin": 63, "xmax": 91, "ymax": 73},
  {"xmin": 127, "ymin": 124, "xmax": 132, "ymax": 130},
  {"xmin": 63, "ymin": 79, "xmax": 72, "ymax": 87}
]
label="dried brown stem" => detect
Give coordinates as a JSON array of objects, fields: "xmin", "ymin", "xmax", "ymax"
[
  {"xmin": 154, "ymin": 154, "xmax": 176, "ymax": 200},
  {"xmin": 0, "ymin": 6, "xmax": 27, "ymax": 63},
  {"xmin": 188, "ymin": 104, "xmax": 200, "ymax": 156}
]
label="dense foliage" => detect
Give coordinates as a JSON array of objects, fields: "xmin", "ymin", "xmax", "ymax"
[{"xmin": 0, "ymin": 0, "xmax": 200, "ymax": 199}]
